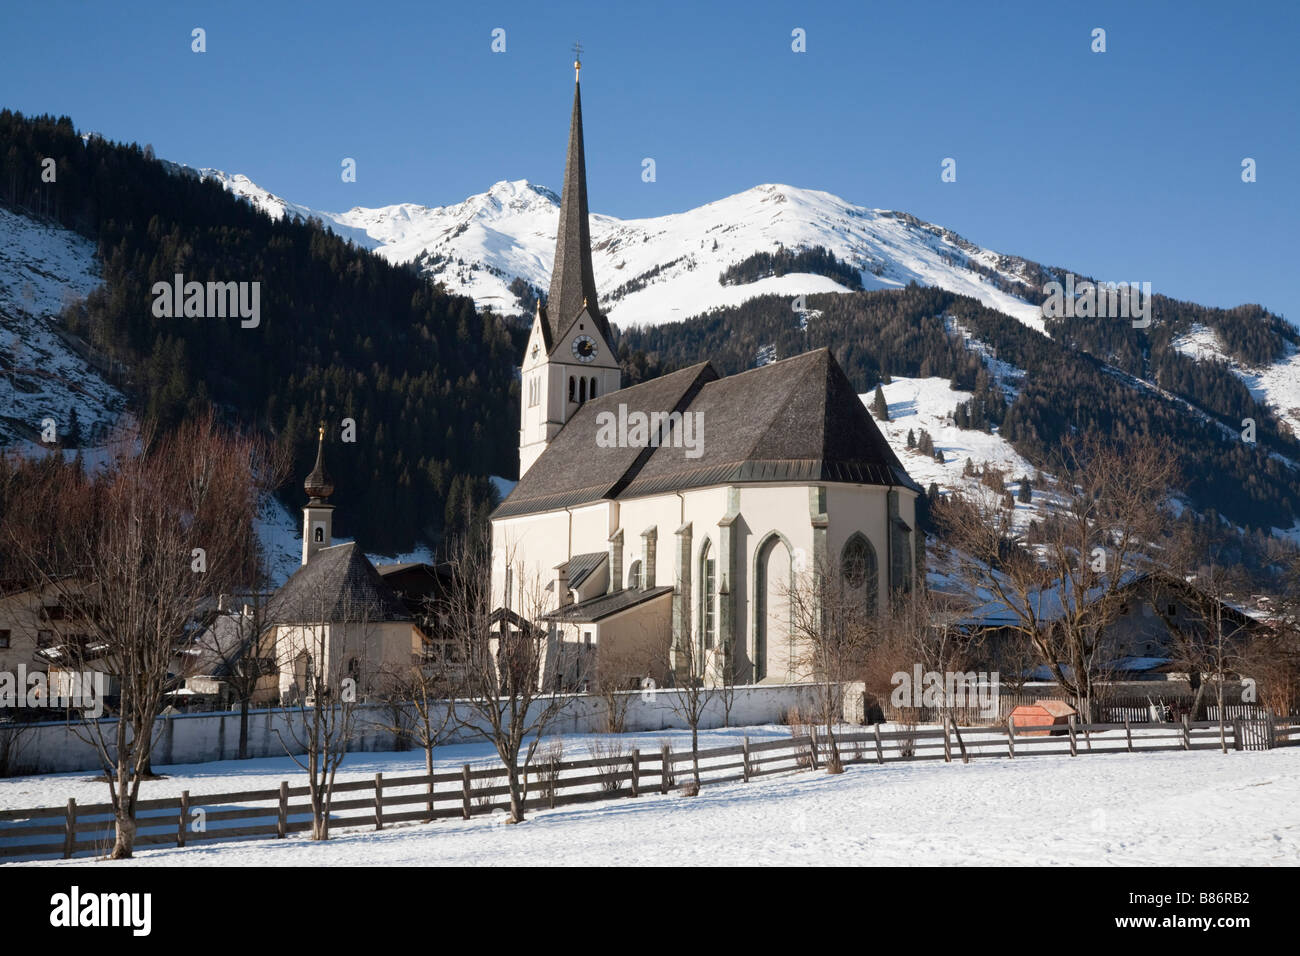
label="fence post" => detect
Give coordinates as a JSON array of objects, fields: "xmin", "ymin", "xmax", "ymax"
[
  {"xmin": 178, "ymin": 790, "xmax": 190, "ymax": 848},
  {"xmin": 63, "ymin": 798, "xmax": 76, "ymax": 859},
  {"xmin": 1006, "ymin": 716, "xmax": 1015, "ymax": 758},
  {"xmin": 277, "ymin": 781, "xmax": 288, "ymax": 838},
  {"xmin": 950, "ymin": 717, "xmax": 969, "ymax": 764},
  {"xmin": 742, "ymin": 736, "xmax": 751, "ymax": 782},
  {"xmin": 809, "ymin": 727, "xmax": 820, "ymax": 770},
  {"xmin": 630, "ymin": 750, "xmax": 640, "ymax": 797},
  {"xmin": 374, "ymin": 773, "xmax": 384, "ymax": 830},
  {"xmin": 942, "ymin": 718, "xmax": 952, "ymax": 763},
  {"xmin": 1182, "ymin": 714, "xmax": 1191, "ymax": 750},
  {"xmin": 1067, "ymin": 716, "xmax": 1078, "ymax": 757},
  {"xmin": 661, "ymin": 744, "xmax": 672, "ymax": 793},
  {"xmin": 873, "ymin": 722, "xmax": 884, "ymax": 764},
  {"xmin": 1124, "ymin": 719, "xmax": 1133, "ymax": 753},
  {"xmin": 461, "ymin": 764, "xmax": 473, "ymax": 819},
  {"xmin": 1232, "ymin": 719, "xmax": 1241, "ymax": 752}
]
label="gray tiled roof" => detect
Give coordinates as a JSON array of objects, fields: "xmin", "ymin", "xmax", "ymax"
[
  {"xmin": 267, "ymin": 542, "xmax": 411, "ymax": 625},
  {"xmin": 495, "ymin": 348, "xmax": 920, "ymax": 518},
  {"xmin": 540, "ymin": 586, "xmax": 674, "ymax": 624}
]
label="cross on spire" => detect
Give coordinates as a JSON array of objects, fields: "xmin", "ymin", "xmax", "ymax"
[{"xmin": 572, "ymin": 42, "xmax": 583, "ymax": 79}]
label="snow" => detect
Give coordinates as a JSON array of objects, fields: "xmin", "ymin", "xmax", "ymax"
[
  {"xmin": 192, "ymin": 172, "xmax": 1048, "ymax": 332},
  {"xmin": 1174, "ymin": 323, "xmax": 1300, "ymax": 440},
  {"xmin": 0, "ymin": 206, "xmax": 125, "ymax": 447},
  {"xmin": 7, "ymin": 730, "xmax": 1297, "ymax": 866},
  {"xmin": 865, "ymin": 375, "xmax": 1048, "ymax": 534}
]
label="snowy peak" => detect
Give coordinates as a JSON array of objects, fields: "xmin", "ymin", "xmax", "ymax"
[{"xmin": 192, "ymin": 167, "xmax": 1047, "ymax": 328}]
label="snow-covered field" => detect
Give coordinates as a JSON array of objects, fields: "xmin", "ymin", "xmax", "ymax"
[{"xmin": 5, "ymin": 728, "xmax": 1297, "ymax": 867}]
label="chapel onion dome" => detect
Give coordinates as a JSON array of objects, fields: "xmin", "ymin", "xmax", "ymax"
[{"xmin": 304, "ymin": 425, "xmax": 333, "ymax": 503}]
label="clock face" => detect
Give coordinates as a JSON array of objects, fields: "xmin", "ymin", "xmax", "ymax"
[{"xmin": 572, "ymin": 335, "xmax": 598, "ymax": 363}]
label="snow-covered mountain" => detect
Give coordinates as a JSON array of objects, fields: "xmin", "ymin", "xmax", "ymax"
[
  {"xmin": 0, "ymin": 205, "xmax": 125, "ymax": 448},
  {"xmin": 185, "ymin": 168, "xmax": 1047, "ymax": 331}
]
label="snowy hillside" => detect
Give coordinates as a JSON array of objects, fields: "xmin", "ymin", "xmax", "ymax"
[
  {"xmin": 1173, "ymin": 323, "xmax": 1300, "ymax": 438},
  {"xmin": 0, "ymin": 205, "xmax": 125, "ymax": 446},
  {"xmin": 191, "ymin": 169, "xmax": 1047, "ymax": 331}
]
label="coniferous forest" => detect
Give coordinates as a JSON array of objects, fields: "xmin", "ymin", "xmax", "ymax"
[{"xmin": 1, "ymin": 110, "xmax": 519, "ymax": 553}]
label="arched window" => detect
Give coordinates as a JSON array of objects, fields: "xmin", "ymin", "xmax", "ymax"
[
  {"xmin": 699, "ymin": 540, "xmax": 716, "ymax": 652},
  {"xmin": 568, "ymin": 377, "xmax": 576, "ymax": 402},
  {"xmin": 627, "ymin": 559, "xmax": 642, "ymax": 590},
  {"xmin": 314, "ymin": 526, "xmax": 324, "ymax": 543},
  {"xmin": 579, "ymin": 378, "xmax": 587, "ymax": 403},
  {"xmin": 589, "ymin": 377, "xmax": 597, "ymax": 399},
  {"xmin": 841, "ymin": 533, "xmax": 879, "ymax": 616}
]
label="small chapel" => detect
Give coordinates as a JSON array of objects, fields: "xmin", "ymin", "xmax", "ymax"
[{"xmin": 490, "ymin": 59, "xmax": 925, "ymax": 688}]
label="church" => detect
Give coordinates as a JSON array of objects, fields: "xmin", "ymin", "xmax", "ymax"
[{"xmin": 490, "ymin": 60, "xmax": 925, "ymax": 689}]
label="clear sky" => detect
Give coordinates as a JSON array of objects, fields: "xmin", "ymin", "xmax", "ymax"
[{"xmin": 2, "ymin": 0, "xmax": 1296, "ymax": 322}]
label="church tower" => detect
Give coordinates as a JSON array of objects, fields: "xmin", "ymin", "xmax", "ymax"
[
  {"xmin": 518, "ymin": 52, "xmax": 621, "ymax": 478},
  {"xmin": 302, "ymin": 424, "xmax": 334, "ymax": 565}
]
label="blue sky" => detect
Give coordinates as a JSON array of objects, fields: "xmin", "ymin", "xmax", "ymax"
[{"xmin": 2, "ymin": 0, "xmax": 1297, "ymax": 321}]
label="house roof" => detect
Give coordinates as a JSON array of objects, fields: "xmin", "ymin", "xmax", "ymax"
[
  {"xmin": 540, "ymin": 585, "xmax": 674, "ymax": 624},
  {"xmin": 496, "ymin": 348, "xmax": 920, "ymax": 518},
  {"xmin": 267, "ymin": 542, "xmax": 411, "ymax": 626}
]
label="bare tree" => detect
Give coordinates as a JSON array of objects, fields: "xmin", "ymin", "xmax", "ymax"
[
  {"xmin": 785, "ymin": 563, "xmax": 878, "ymax": 772},
  {"xmin": 371, "ymin": 655, "xmax": 459, "ymax": 821},
  {"xmin": 939, "ymin": 435, "xmax": 1179, "ymax": 721},
  {"xmin": 271, "ymin": 578, "xmax": 369, "ymax": 841},
  {"xmin": 447, "ymin": 533, "xmax": 580, "ymax": 824},
  {"xmin": 0, "ymin": 414, "xmax": 271, "ymax": 857},
  {"xmin": 664, "ymin": 622, "xmax": 719, "ymax": 793}
]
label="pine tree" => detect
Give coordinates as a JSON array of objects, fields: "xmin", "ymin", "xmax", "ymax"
[
  {"xmin": 1018, "ymin": 476, "xmax": 1033, "ymax": 503},
  {"xmin": 963, "ymin": 457, "xmax": 976, "ymax": 477},
  {"xmin": 870, "ymin": 385, "xmax": 889, "ymax": 421},
  {"xmin": 906, "ymin": 428, "xmax": 916, "ymax": 449}
]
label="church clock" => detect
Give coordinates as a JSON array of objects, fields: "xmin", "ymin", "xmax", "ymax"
[{"xmin": 572, "ymin": 335, "xmax": 598, "ymax": 363}]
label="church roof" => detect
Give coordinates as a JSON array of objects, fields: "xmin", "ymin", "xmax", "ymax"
[
  {"xmin": 539, "ymin": 74, "xmax": 611, "ymax": 352},
  {"xmin": 540, "ymin": 585, "xmax": 674, "ymax": 624},
  {"xmin": 268, "ymin": 542, "xmax": 411, "ymax": 626},
  {"xmin": 496, "ymin": 348, "xmax": 920, "ymax": 518}
]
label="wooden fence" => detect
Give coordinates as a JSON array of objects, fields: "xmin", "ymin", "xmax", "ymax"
[{"xmin": 2, "ymin": 715, "xmax": 1296, "ymax": 862}]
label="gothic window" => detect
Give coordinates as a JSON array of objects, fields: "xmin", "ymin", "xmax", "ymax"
[
  {"xmin": 579, "ymin": 378, "xmax": 587, "ymax": 403},
  {"xmin": 627, "ymin": 559, "xmax": 642, "ymax": 590},
  {"xmin": 841, "ymin": 533, "xmax": 879, "ymax": 615},
  {"xmin": 589, "ymin": 377, "xmax": 597, "ymax": 399},
  {"xmin": 569, "ymin": 376, "xmax": 575, "ymax": 402},
  {"xmin": 700, "ymin": 540, "xmax": 716, "ymax": 651},
  {"xmin": 890, "ymin": 520, "xmax": 913, "ymax": 596}
]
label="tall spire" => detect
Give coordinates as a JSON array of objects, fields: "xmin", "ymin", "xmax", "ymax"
[{"xmin": 545, "ymin": 53, "xmax": 610, "ymax": 350}]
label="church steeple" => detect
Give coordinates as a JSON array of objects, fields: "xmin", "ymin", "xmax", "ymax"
[
  {"xmin": 543, "ymin": 50, "xmax": 611, "ymax": 351},
  {"xmin": 517, "ymin": 56, "xmax": 621, "ymax": 480},
  {"xmin": 302, "ymin": 424, "xmax": 335, "ymax": 565}
]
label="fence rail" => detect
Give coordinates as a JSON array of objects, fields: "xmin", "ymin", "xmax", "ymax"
[{"xmin": 2, "ymin": 716, "xmax": 1296, "ymax": 862}]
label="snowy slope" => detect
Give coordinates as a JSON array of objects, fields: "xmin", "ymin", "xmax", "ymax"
[
  {"xmin": 1174, "ymin": 323, "xmax": 1300, "ymax": 438},
  {"xmin": 193, "ymin": 170, "xmax": 1047, "ymax": 331},
  {"xmin": 0, "ymin": 206, "xmax": 125, "ymax": 446}
]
